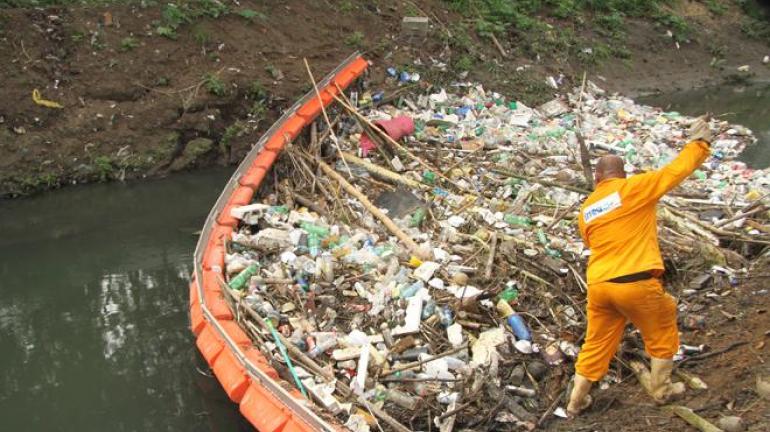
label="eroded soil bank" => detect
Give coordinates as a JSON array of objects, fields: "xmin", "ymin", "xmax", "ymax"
[{"xmin": 1, "ymin": 0, "xmax": 769, "ymax": 198}]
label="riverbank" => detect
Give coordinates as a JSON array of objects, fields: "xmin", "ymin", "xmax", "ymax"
[{"xmin": 1, "ymin": 0, "xmax": 770, "ymax": 197}]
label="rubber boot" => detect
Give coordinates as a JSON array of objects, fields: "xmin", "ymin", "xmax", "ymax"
[
  {"xmin": 649, "ymin": 357, "xmax": 685, "ymax": 404},
  {"xmin": 566, "ymin": 374, "xmax": 593, "ymax": 417}
]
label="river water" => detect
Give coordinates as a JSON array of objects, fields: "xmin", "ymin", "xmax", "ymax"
[
  {"xmin": 0, "ymin": 84, "xmax": 768, "ymax": 431},
  {"xmin": 0, "ymin": 168, "xmax": 250, "ymax": 431}
]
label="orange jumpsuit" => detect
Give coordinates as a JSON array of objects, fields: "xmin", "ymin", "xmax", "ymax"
[{"xmin": 575, "ymin": 140, "xmax": 710, "ymax": 381}]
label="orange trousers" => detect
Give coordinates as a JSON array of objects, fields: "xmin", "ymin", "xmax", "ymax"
[{"xmin": 575, "ymin": 278, "xmax": 679, "ymax": 382}]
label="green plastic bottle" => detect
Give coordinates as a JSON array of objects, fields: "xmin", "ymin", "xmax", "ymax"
[
  {"xmin": 409, "ymin": 207, "xmax": 427, "ymax": 228},
  {"xmin": 300, "ymin": 221, "xmax": 330, "ymax": 238},
  {"xmin": 504, "ymin": 214, "xmax": 532, "ymax": 227},
  {"xmin": 498, "ymin": 286, "xmax": 519, "ymax": 302},
  {"xmin": 229, "ymin": 264, "xmax": 259, "ymax": 290},
  {"xmin": 422, "ymin": 171, "xmax": 436, "ymax": 184}
]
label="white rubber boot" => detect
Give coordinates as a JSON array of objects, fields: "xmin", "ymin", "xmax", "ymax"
[
  {"xmin": 649, "ymin": 357, "xmax": 685, "ymax": 404},
  {"xmin": 566, "ymin": 374, "xmax": 593, "ymax": 417}
]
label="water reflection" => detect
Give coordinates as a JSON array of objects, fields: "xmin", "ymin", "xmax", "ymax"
[
  {"xmin": 0, "ymin": 169, "xmax": 252, "ymax": 431},
  {"xmin": 639, "ymin": 83, "xmax": 770, "ymax": 168}
]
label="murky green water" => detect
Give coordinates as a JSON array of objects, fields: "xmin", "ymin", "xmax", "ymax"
[
  {"xmin": 639, "ymin": 82, "xmax": 770, "ymax": 168},
  {"xmin": 0, "ymin": 168, "xmax": 252, "ymax": 431},
  {"xmin": 0, "ymin": 83, "xmax": 768, "ymax": 431}
]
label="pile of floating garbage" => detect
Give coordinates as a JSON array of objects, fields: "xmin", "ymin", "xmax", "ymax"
[{"xmin": 219, "ymin": 81, "xmax": 769, "ymax": 431}]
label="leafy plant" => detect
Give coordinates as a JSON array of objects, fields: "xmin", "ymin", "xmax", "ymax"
[
  {"xmin": 246, "ymin": 80, "xmax": 268, "ymax": 101},
  {"xmin": 237, "ymin": 8, "xmax": 265, "ymax": 20},
  {"xmin": 120, "ymin": 36, "xmax": 139, "ymax": 51},
  {"xmin": 703, "ymin": 0, "xmax": 727, "ymax": 16},
  {"xmin": 203, "ymin": 73, "xmax": 226, "ymax": 96},
  {"xmin": 345, "ymin": 31, "xmax": 365, "ymax": 47},
  {"xmin": 156, "ymin": 25, "xmax": 177, "ymax": 39},
  {"xmin": 193, "ymin": 26, "xmax": 211, "ymax": 45},
  {"xmin": 93, "ymin": 156, "xmax": 114, "ymax": 181}
]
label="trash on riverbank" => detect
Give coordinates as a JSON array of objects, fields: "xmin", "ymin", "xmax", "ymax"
[{"xmin": 217, "ymin": 79, "xmax": 769, "ymax": 430}]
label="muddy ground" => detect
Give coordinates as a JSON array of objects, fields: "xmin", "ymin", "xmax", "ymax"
[
  {"xmin": 1, "ymin": 0, "xmax": 769, "ymax": 198},
  {"xmin": 0, "ymin": 1, "xmax": 768, "ymax": 430}
]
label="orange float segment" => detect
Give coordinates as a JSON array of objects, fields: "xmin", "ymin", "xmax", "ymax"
[
  {"xmin": 196, "ymin": 324, "xmax": 225, "ymax": 366},
  {"xmin": 229, "ymin": 185, "xmax": 255, "ymax": 206},
  {"xmin": 189, "ymin": 279, "xmax": 199, "ymax": 308},
  {"xmin": 240, "ymin": 384, "xmax": 293, "ymax": 432},
  {"xmin": 204, "ymin": 290, "xmax": 234, "ymax": 320},
  {"xmin": 202, "ymin": 243, "xmax": 225, "ymax": 271},
  {"xmin": 216, "ymin": 203, "xmax": 240, "ymax": 227},
  {"xmin": 212, "ymin": 349, "xmax": 250, "ymax": 403},
  {"xmin": 264, "ymin": 134, "xmax": 287, "ymax": 152},
  {"xmin": 238, "ymin": 166, "xmax": 269, "ymax": 189},
  {"xmin": 190, "ymin": 303, "xmax": 206, "ymax": 336},
  {"xmin": 218, "ymin": 319, "xmax": 252, "ymax": 347},
  {"xmin": 333, "ymin": 57, "xmax": 368, "ymax": 89},
  {"xmin": 279, "ymin": 116, "xmax": 306, "ymax": 143},
  {"xmin": 244, "ymin": 347, "xmax": 280, "ymax": 380}
]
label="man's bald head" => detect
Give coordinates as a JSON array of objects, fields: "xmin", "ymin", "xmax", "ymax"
[{"xmin": 594, "ymin": 155, "xmax": 626, "ymax": 184}]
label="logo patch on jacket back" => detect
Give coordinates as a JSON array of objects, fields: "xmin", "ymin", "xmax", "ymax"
[{"xmin": 583, "ymin": 192, "xmax": 622, "ymax": 224}]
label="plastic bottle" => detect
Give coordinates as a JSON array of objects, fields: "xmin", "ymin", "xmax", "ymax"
[
  {"xmin": 496, "ymin": 299, "xmax": 531, "ymax": 341},
  {"xmin": 421, "ymin": 299, "xmax": 436, "ymax": 319},
  {"xmin": 504, "ymin": 214, "xmax": 532, "ymax": 227},
  {"xmin": 300, "ymin": 221, "xmax": 330, "ymax": 238},
  {"xmin": 497, "ymin": 284, "xmax": 519, "ymax": 303},
  {"xmin": 386, "ymin": 388, "xmax": 419, "ymax": 410},
  {"xmin": 307, "ymin": 337, "xmax": 338, "ymax": 358},
  {"xmin": 228, "ymin": 264, "xmax": 259, "ymax": 290},
  {"xmin": 308, "ymin": 233, "xmax": 321, "ymax": 257},
  {"xmin": 399, "ymin": 280, "xmax": 424, "ymax": 299},
  {"xmin": 409, "ymin": 207, "xmax": 427, "ymax": 228},
  {"xmin": 437, "ymin": 306, "xmax": 454, "ymax": 328},
  {"xmin": 422, "ymin": 171, "xmax": 436, "ymax": 184}
]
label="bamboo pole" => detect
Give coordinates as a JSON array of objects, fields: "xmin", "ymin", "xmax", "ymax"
[
  {"xmin": 316, "ymin": 159, "xmax": 428, "ymax": 259},
  {"xmin": 575, "ymin": 72, "xmax": 595, "ymax": 190},
  {"xmin": 341, "ymin": 151, "xmax": 426, "ymax": 190},
  {"xmin": 666, "ymin": 405, "xmax": 723, "ymax": 432},
  {"xmin": 303, "ymin": 58, "xmax": 352, "ymax": 178},
  {"xmin": 381, "ymin": 344, "xmax": 468, "ymax": 377}
]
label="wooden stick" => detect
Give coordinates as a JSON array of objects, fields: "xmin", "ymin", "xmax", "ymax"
[
  {"xmin": 484, "ymin": 232, "xmax": 497, "ymax": 281},
  {"xmin": 713, "ymin": 205, "xmax": 765, "ymax": 228},
  {"xmin": 492, "ymin": 167, "xmax": 591, "ymax": 195},
  {"xmin": 330, "ymin": 93, "xmax": 472, "ymax": 195},
  {"xmin": 382, "ymin": 344, "xmax": 468, "ymax": 377},
  {"xmin": 303, "ymin": 58, "xmax": 352, "ymax": 178},
  {"xmin": 316, "ymin": 159, "xmax": 427, "ymax": 259},
  {"xmin": 341, "ymin": 151, "xmax": 426, "ymax": 190},
  {"xmin": 676, "ymin": 341, "xmax": 748, "ymax": 368},
  {"xmin": 666, "ymin": 405, "xmax": 722, "ymax": 432},
  {"xmin": 574, "ymin": 72, "xmax": 594, "ymax": 190},
  {"xmin": 489, "ymin": 33, "xmax": 507, "ymax": 58}
]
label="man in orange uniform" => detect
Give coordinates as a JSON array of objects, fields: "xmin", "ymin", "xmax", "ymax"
[{"xmin": 566, "ymin": 118, "xmax": 713, "ymax": 416}]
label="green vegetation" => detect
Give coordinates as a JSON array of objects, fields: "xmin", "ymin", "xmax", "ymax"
[
  {"xmin": 338, "ymin": 0, "xmax": 354, "ymax": 13},
  {"xmin": 237, "ymin": 8, "xmax": 265, "ymax": 21},
  {"xmin": 192, "ymin": 25, "xmax": 211, "ymax": 46},
  {"xmin": 246, "ymin": 80, "xmax": 268, "ymax": 101},
  {"xmin": 703, "ymin": 0, "xmax": 727, "ymax": 16},
  {"xmin": 437, "ymin": 0, "xmax": 705, "ymax": 71},
  {"xmin": 203, "ymin": 73, "xmax": 226, "ymax": 96},
  {"xmin": 219, "ymin": 120, "xmax": 245, "ymax": 155},
  {"xmin": 345, "ymin": 31, "xmax": 365, "ymax": 48},
  {"xmin": 93, "ymin": 156, "xmax": 114, "ymax": 181},
  {"xmin": 120, "ymin": 36, "xmax": 139, "ymax": 51}
]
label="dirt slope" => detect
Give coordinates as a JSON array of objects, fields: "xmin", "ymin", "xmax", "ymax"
[{"xmin": 0, "ymin": 0, "xmax": 768, "ymax": 198}]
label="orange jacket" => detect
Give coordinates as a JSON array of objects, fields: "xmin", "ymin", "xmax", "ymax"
[{"xmin": 578, "ymin": 140, "xmax": 711, "ymax": 284}]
